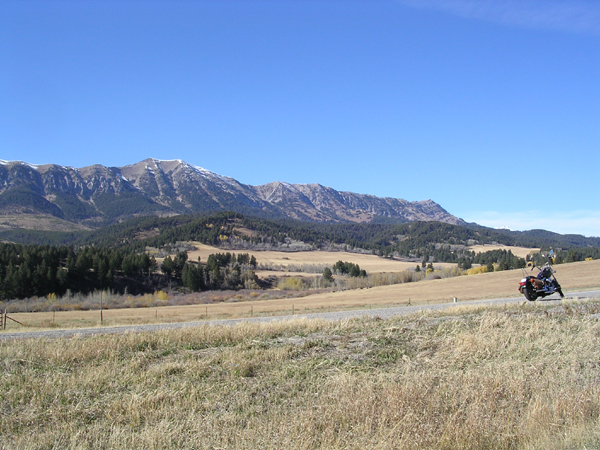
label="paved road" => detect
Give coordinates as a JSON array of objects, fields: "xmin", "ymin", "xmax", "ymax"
[{"xmin": 2, "ymin": 290, "xmax": 600, "ymax": 341}]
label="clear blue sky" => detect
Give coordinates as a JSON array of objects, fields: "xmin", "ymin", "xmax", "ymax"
[{"xmin": 1, "ymin": 0, "xmax": 599, "ymax": 236}]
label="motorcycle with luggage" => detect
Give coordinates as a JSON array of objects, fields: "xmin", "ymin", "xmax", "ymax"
[{"xmin": 518, "ymin": 250, "xmax": 564, "ymax": 301}]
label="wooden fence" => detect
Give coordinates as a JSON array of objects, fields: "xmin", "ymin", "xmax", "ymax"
[{"xmin": 2, "ymin": 308, "xmax": 23, "ymax": 330}]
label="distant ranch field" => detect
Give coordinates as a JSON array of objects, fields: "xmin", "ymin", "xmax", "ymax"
[
  {"xmin": 467, "ymin": 244, "xmax": 539, "ymax": 259},
  {"xmin": 186, "ymin": 242, "xmax": 456, "ymax": 273}
]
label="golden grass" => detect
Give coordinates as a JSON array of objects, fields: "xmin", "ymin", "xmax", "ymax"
[
  {"xmin": 187, "ymin": 242, "xmax": 538, "ymax": 270},
  {"xmin": 305, "ymin": 259, "xmax": 600, "ymax": 306},
  {"xmin": 186, "ymin": 242, "xmax": 456, "ymax": 273},
  {"xmin": 3, "ymin": 260, "xmax": 600, "ymax": 332},
  {"xmin": 3, "ymin": 300, "xmax": 600, "ymax": 449},
  {"xmin": 467, "ymin": 244, "xmax": 539, "ymax": 259}
]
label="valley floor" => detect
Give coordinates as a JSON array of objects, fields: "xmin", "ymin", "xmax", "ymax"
[{"xmin": 2, "ymin": 260, "xmax": 599, "ymax": 334}]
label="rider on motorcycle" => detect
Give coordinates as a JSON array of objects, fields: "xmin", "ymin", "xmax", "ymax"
[{"xmin": 537, "ymin": 266, "xmax": 553, "ymax": 290}]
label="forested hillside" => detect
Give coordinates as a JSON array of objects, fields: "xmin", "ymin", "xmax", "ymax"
[{"xmin": 2, "ymin": 211, "xmax": 599, "ymax": 256}]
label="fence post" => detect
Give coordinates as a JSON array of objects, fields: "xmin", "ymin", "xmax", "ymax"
[{"xmin": 4, "ymin": 308, "xmax": 6, "ymax": 330}]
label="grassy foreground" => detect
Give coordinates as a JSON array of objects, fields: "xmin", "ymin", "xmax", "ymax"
[{"xmin": 3, "ymin": 300, "xmax": 600, "ymax": 449}]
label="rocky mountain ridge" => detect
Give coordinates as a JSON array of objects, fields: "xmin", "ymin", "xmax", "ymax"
[{"xmin": 0, "ymin": 158, "xmax": 465, "ymax": 228}]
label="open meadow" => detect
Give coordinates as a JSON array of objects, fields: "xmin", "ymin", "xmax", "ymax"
[
  {"xmin": 465, "ymin": 244, "xmax": 539, "ymax": 259},
  {"xmin": 187, "ymin": 243, "xmax": 538, "ymax": 272},
  {"xmin": 3, "ymin": 299, "xmax": 600, "ymax": 449},
  {"xmin": 186, "ymin": 242, "xmax": 459, "ymax": 273},
  {"xmin": 2, "ymin": 260, "xmax": 600, "ymax": 332}
]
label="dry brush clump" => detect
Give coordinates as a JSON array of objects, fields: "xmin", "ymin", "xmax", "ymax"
[
  {"xmin": 258, "ymin": 262, "xmax": 330, "ymax": 274},
  {"xmin": 3, "ymin": 300, "xmax": 600, "ymax": 449},
  {"xmin": 336, "ymin": 267, "xmax": 464, "ymax": 291},
  {"xmin": 0, "ymin": 290, "xmax": 171, "ymax": 313}
]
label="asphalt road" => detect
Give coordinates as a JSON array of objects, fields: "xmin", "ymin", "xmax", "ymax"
[{"xmin": 2, "ymin": 290, "xmax": 600, "ymax": 341}]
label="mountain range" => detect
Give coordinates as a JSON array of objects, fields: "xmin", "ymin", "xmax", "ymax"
[{"xmin": 0, "ymin": 158, "xmax": 464, "ymax": 230}]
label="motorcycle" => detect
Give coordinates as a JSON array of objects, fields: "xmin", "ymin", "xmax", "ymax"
[{"xmin": 518, "ymin": 250, "xmax": 564, "ymax": 301}]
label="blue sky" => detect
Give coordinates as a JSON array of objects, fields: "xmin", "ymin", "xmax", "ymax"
[{"xmin": 1, "ymin": 0, "xmax": 598, "ymax": 236}]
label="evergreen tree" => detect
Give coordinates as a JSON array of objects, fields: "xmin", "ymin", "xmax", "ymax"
[{"xmin": 161, "ymin": 256, "xmax": 174, "ymax": 278}]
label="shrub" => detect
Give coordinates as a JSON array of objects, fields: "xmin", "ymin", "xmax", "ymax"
[
  {"xmin": 277, "ymin": 277, "xmax": 309, "ymax": 291},
  {"xmin": 467, "ymin": 266, "xmax": 488, "ymax": 275},
  {"xmin": 156, "ymin": 290, "xmax": 169, "ymax": 301}
]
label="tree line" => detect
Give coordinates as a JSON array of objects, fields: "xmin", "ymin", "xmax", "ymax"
[
  {"xmin": 473, "ymin": 250, "xmax": 527, "ymax": 271},
  {"xmin": 0, "ymin": 242, "xmax": 262, "ymax": 301},
  {"xmin": 0, "ymin": 243, "xmax": 158, "ymax": 300},
  {"xmin": 161, "ymin": 251, "xmax": 259, "ymax": 292}
]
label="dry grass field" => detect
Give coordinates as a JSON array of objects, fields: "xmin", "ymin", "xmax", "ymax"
[
  {"xmin": 302, "ymin": 259, "xmax": 600, "ymax": 308},
  {"xmin": 3, "ymin": 260, "xmax": 600, "ymax": 332},
  {"xmin": 186, "ymin": 242, "xmax": 457, "ymax": 273},
  {"xmin": 188, "ymin": 242, "xmax": 538, "ymax": 271},
  {"xmin": 3, "ymin": 300, "xmax": 600, "ymax": 449},
  {"xmin": 467, "ymin": 244, "xmax": 539, "ymax": 259}
]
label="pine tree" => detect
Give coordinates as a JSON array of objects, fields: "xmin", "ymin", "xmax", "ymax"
[{"xmin": 161, "ymin": 256, "xmax": 174, "ymax": 278}]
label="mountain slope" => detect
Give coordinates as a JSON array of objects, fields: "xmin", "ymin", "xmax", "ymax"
[{"xmin": 0, "ymin": 158, "xmax": 464, "ymax": 229}]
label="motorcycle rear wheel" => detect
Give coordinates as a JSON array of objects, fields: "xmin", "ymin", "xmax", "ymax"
[{"xmin": 523, "ymin": 285, "xmax": 538, "ymax": 301}]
